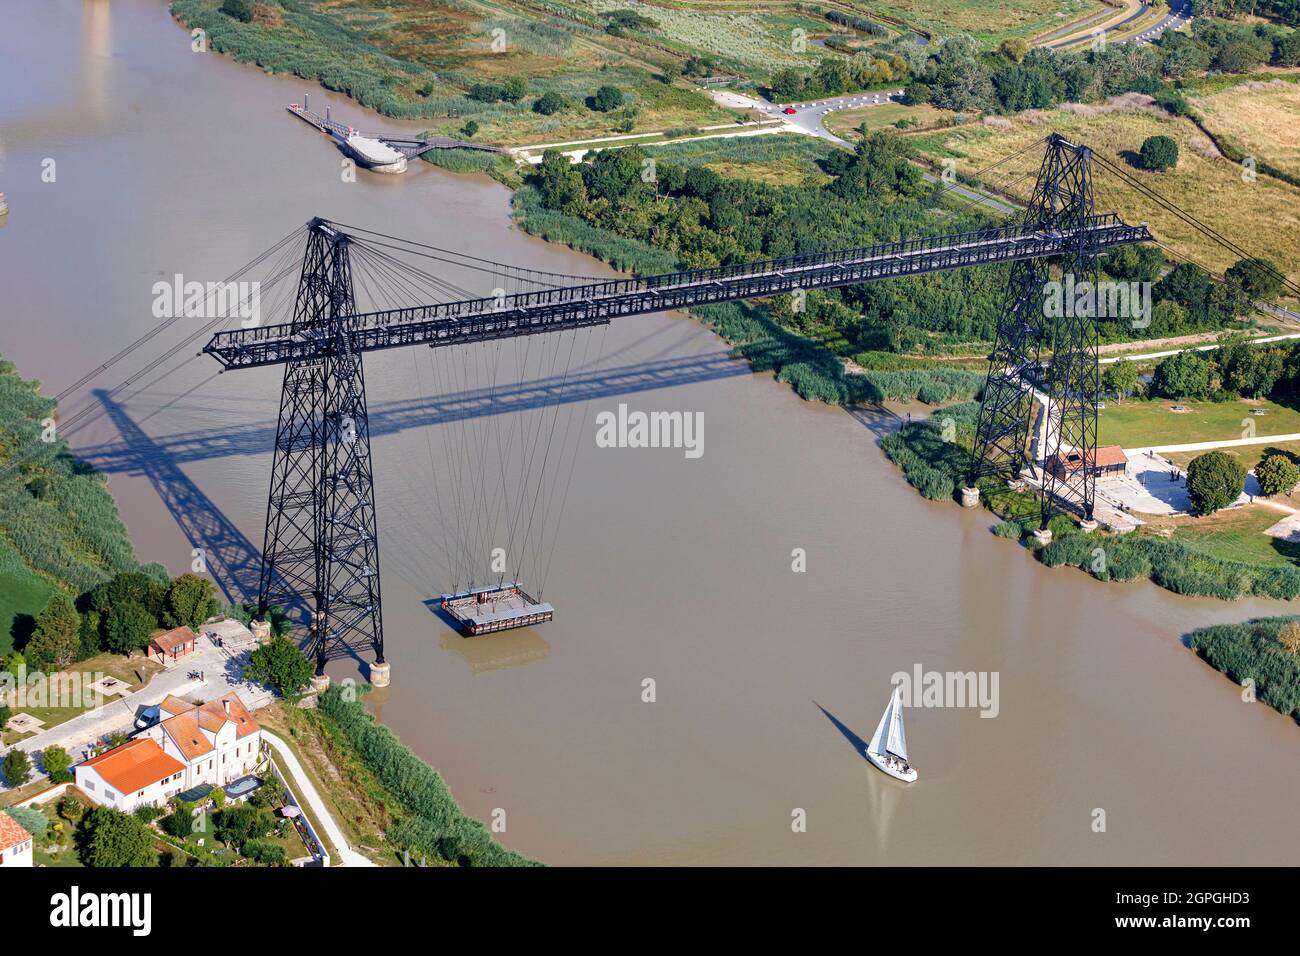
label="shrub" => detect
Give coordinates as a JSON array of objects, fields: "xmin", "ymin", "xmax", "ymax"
[
  {"xmin": 1187, "ymin": 451, "xmax": 1245, "ymax": 515},
  {"xmin": 133, "ymin": 805, "xmax": 163, "ymax": 824},
  {"xmin": 993, "ymin": 520, "xmax": 1022, "ymax": 538},
  {"xmin": 162, "ymin": 805, "xmax": 194, "ymax": 839},
  {"xmin": 1138, "ymin": 135, "xmax": 1179, "ymax": 172},
  {"xmin": 591, "ymin": 85, "xmax": 625, "ymax": 112},
  {"xmin": 533, "ymin": 91, "xmax": 567, "ymax": 115},
  {"xmin": 219, "ymin": 0, "xmax": 253, "ymax": 23},
  {"xmin": 57, "ymin": 795, "xmax": 82, "ymax": 823},
  {"xmin": 5, "ymin": 805, "xmax": 49, "ymax": 841},
  {"xmin": 242, "ymin": 838, "xmax": 288, "ymax": 866}
]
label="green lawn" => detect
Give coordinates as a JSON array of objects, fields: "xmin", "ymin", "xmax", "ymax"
[
  {"xmin": 0, "ymin": 568, "xmax": 53, "ymax": 657},
  {"xmin": 1, "ymin": 653, "xmax": 163, "ymax": 746},
  {"xmin": 825, "ymin": 103, "xmax": 950, "ymax": 139},
  {"xmin": 1098, "ymin": 398, "xmax": 1300, "ymax": 449},
  {"xmin": 1142, "ymin": 505, "xmax": 1300, "ymax": 567}
]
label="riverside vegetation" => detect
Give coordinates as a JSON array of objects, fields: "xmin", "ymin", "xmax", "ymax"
[{"xmin": 1188, "ymin": 616, "xmax": 1300, "ymax": 722}]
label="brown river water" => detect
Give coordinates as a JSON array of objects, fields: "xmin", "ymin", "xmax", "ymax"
[{"xmin": 1, "ymin": 1, "xmax": 1297, "ymax": 864}]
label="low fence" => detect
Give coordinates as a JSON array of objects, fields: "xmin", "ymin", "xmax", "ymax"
[{"xmin": 263, "ymin": 749, "xmax": 331, "ymax": 867}]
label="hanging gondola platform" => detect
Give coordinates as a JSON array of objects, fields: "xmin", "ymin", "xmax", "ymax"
[{"xmin": 440, "ymin": 581, "xmax": 554, "ymax": 635}]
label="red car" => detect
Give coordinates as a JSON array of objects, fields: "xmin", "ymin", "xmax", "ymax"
[{"xmin": 782, "ymin": 106, "xmax": 797, "ymax": 115}]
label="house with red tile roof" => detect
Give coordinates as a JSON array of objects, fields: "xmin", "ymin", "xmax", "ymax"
[
  {"xmin": 75, "ymin": 737, "xmax": 187, "ymax": 813},
  {"xmin": 146, "ymin": 691, "xmax": 263, "ymax": 791},
  {"xmin": 0, "ymin": 813, "xmax": 33, "ymax": 867}
]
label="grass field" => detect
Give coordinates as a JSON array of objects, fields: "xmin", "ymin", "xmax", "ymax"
[
  {"xmin": 824, "ymin": 102, "xmax": 950, "ymax": 138},
  {"xmin": 642, "ymin": 132, "xmax": 836, "ymax": 184},
  {"xmin": 1098, "ymin": 397, "xmax": 1300, "ymax": 449},
  {"xmin": 1140, "ymin": 505, "xmax": 1300, "ymax": 567},
  {"xmin": 864, "ymin": 0, "xmax": 1105, "ymax": 43},
  {"xmin": 1, "ymin": 653, "xmax": 163, "ymax": 746},
  {"xmin": 1189, "ymin": 79, "xmax": 1300, "ymax": 182},
  {"xmin": 910, "ymin": 101, "xmax": 1300, "ymax": 285}
]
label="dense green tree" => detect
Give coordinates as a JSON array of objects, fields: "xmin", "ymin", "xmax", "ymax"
[
  {"xmin": 78, "ymin": 609, "xmax": 102, "ymax": 660},
  {"xmin": 533, "ymin": 149, "xmax": 586, "ymax": 210},
  {"xmin": 164, "ymin": 573, "xmax": 217, "ymax": 631},
  {"xmin": 1103, "ymin": 358, "xmax": 1140, "ymax": 402},
  {"xmin": 1151, "ymin": 350, "xmax": 1213, "ymax": 399},
  {"xmin": 1138, "ymin": 135, "xmax": 1179, "ymax": 172},
  {"xmin": 25, "ymin": 592, "xmax": 81, "ymax": 671},
  {"xmin": 532, "ymin": 91, "xmax": 567, "ymax": 115},
  {"xmin": 2, "ymin": 748, "xmax": 31, "ymax": 787},
  {"xmin": 461, "ymin": 119, "xmax": 479, "ymax": 138},
  {"xmin": 1256, "ymin": 453, "xmax": 1300, "ymax": 497},
  {"xmin": 824, "ymin": 131, "xmax": 923, "ymax": 200},
  {"xmin": 1217, "ymin": 337, "xmax": 1285, "ymax": 397},
  {"xmin": 161, "ymin": 805, "xmax": 195, "ymax": 839},
  {"xmin": 76, "ymin": 806, "xmax": 158, "ymax": 867},
  {"xmin": 1155, "ymin": 263, "xmax": 1224, "ymax": 325},
  {"xmin": 902, "ymin": 81, "xmax": 931, "ymax": 105},
  {"xmin": 90, "ymin": 571, "xmax": 165, "ymax": 624},
  {"xmin": 1225, "ymin": 257, "xmax": 1285, "ymax": 305},
  {"xmin": 590, "ymin": 85, "xmax": 625, "ymax": 112},
  {"xmin": 246, "ymin": 634, "xmax": 314, "ymax": 697},
  {"xmin": 104, "ymin": 600, "xmax": 155, "ymax": 656},
  {"xmin": 1187, "ymin": 450, "xmax": 1246, "ymax": 515},
  {"xmin": 213, "ymin": 804, "xmax": 274, "ymax": 845},
  {"xmin": 42, "ymin": 744, "xmax": 72, "ymax": 784}
]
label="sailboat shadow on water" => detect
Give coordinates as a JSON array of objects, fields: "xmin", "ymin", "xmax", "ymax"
[{"xmin": 815, "ymin": 690, "xmax": 918, "ymax": 783}]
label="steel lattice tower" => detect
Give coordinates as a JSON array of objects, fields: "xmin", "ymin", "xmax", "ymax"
[
  {"xmin": 967, "ymin": 134, "xmax": 1103, "ymax": 529},
  {"xmin": 260, "ymin": 219, "xmax": 385, "ymax": 677}
]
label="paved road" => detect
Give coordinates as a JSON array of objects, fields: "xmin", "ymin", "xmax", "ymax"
[
  {"xmin": 1124, "ymin": 432, "xmax": 1300, "ymax": 455},
  {"xmin": 1046, "ymin": 0, "xmax": 1192, "ymax": 50},
  {"xmin": 262, "ymin": 730, "xmax": 376, "ymax": 867}
]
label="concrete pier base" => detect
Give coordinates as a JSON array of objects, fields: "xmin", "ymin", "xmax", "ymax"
[
  {"xmin": 369, "ymin": 661, "xmax": 391, "ymax": 688},
  {"xmin": 1079, "ymin": 519, "xmax": 1099, "ymax": 532},
  {"xmin": 1032, "ymin": 528, "xmax": 1054, "ymax": 546},
  {"xmin": 960, "ymin": 486, "xmax": 981, "ymax": 508},
  {"xmin": 310, "ymin": 673, "xmax": 331, "ymax": 694}
]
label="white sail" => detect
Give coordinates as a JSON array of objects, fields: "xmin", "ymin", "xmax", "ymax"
[
  {"xmin": 868, "ymin": 689, "xmax": 893, "ymax": 756},
  {"xmin": 886, "ymin": 686, "xmax": 908, "ymax": 761}
]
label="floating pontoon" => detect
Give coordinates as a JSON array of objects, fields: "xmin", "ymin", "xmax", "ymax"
[{"xmin": 440, "ymin": 581, "xmax": 554, "ymax": 635}]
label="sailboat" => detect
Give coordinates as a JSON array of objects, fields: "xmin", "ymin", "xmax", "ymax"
[{"xmin": 866, "ymin": 685, "xmax": 917, "ymax": 782}]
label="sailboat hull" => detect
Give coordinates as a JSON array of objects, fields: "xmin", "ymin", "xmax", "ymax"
[{"xmin": 866, "ymin": 750, "xmax": 918, "ymax": 783}]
